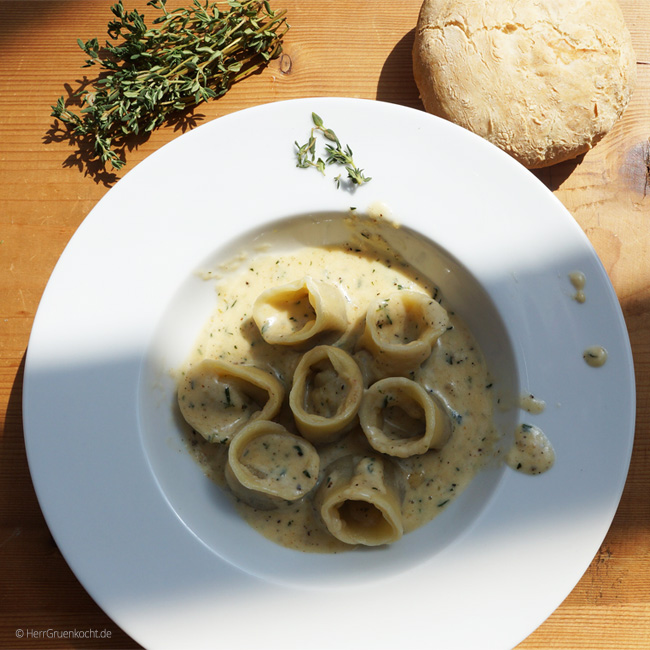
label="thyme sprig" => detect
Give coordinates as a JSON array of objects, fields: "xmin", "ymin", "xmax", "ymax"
[
  {"xmin": 51, "ymin": 0, "xmax": 288, "ymax": 170},
  {"xmin": 295, "ymin": 112, "xmax": 371, "ymax": 189}
]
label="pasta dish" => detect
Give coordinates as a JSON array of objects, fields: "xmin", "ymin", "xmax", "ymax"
[{"xmin": 176, "ymin": 218, "xmax": 502, "ymax": 552}]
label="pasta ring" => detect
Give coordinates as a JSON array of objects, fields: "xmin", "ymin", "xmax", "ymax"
[
  {"xmin": 360, "ymin": 290, "xmax": 449, "ymax": 372},
  {"xmin": 177, "ymin": 358, "xmax": 284, "ymax": 444},
  {"xmin": 359, "ymin": 377, "xmax": 450, "ymax": 457},
  {"xmin": 225, "ymin": 420, "xmax": 320, "ymax": 510},
  {"xmin": 289, "ymin": 345, "xmax": 364, "ymax": 444},
  {"xmin": 315, "ymin": 455, "xmax": 404, "ymax": 546},
  {"xmin": 252, "ymin": 276, "xmax": 347, "ymax": 346}
]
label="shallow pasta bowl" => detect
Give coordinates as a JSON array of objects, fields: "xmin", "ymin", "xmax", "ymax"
[{"xmin": 23, "ymin": 97, "xmax": 635, "ymax": 650}]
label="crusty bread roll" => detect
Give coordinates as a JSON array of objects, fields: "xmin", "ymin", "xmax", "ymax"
[{"xmin": 413, "ymin": 0, "xmax": 636, "ymax": 168}]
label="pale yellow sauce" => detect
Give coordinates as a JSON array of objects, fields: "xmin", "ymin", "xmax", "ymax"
[
  {"xmin": 583, "ymin": 345, "xmax": 608, "ymax": 367},
  {"xmin": 519, "ymin": 393, "xmax": 546, "ymax": 415},
  {"xmin": 179, "ymin": 237, "xmax": 501, "ymax": 552},
  {"xmin": 375, "ymin": 298, "xmax": 424, "ymax": 343},
  {"xmin": 569, "ymin": 271, "xmax": 586, "ymax": 304},
  {"xmin": 505, "ymin": 423, "xmax": 555, "ymax": 475}
]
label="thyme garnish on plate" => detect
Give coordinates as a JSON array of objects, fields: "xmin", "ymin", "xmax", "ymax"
[
  {"xmin": 295, "ymin": 112, "xmax": 371, "ymax": 189},
  {"xmin": 51, "ymin": 0, "xmax": 288, "ymax": 171}
]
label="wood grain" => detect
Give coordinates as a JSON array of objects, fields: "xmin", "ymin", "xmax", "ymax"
[{"xmin": 1, "ymin": 0, "xmax": 648, "ymax": 648}]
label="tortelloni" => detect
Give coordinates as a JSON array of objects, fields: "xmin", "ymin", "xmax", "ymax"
[
  {"xmin": 177, "ymin": 358, "xmax": 284, "ymax": 443},
  {"xmin": 289, "ymin": 345, "xmax": 364, "ymax": 444},
  {"xmin": 226, "ymin": 420, "xmax": 320, "ymax": 510},
  {"xmin": 359, "ymin": 377, "xmax": 450, "ymax": 458},
  {"xmin": 315, "ymin": 455, "xmax": 404, "ymax": 546},
  {"xmin": 252, "ymin": 276, "xmax": 347, "ymax": 346},
  {"xmin": 360, "ymin": 290, "xmax": 449, "ymax": 374}
]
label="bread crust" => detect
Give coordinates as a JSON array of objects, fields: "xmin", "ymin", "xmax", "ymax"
[{"xmin": 413, "ymin": 0, "xmax": 637, "ymax": 168}]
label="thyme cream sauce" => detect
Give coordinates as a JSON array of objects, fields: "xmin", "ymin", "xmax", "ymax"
[
  {"xmin": 519, "ymin": 393, "xmax": 546, "ymax": 415},
  {"xmin": 569, "ymin": 270, "xmax": 586, "ymax": 304},
  {"xmin": 505, "ymin": 423, "xmax": 555, "ymax": 475},
  {"xmin": 584, "ymin": 345, "xmax": 608, "ymax": 367},
  {"xmin": 181, "ymin": 242, "xmax": 501, "ymax": 552}
]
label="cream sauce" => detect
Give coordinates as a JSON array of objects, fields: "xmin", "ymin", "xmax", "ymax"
[
  {"xmin": 505, "ymin": 423, "xmax": 555, "ymax": 475},
  {"xmin": 519, "ymin": 393, "xmax": 546, "ymax": 415},
  {"xmin": 180, "ymin": 237, "xmax": 501, "ymax": 552},
  {"xmin": 583, "ymin": 345, "xmax": 608, "ymax": 367},
  {"xmin": 569, "ymin": 271, "xmax": 586, "ymax": 304},
  {"xmin": 375, "ymin": 297, "xmax": 423, "ymax": 342}
]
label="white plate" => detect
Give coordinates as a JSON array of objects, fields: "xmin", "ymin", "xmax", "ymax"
[{"xmin": 23, "ymin": 98, "xmax": 635, "ymax": 650}]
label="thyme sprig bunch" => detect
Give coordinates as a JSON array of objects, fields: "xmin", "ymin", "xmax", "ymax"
[
  {"xmin": 295, "ymin": 112, "xmax": 371, "ymax": 188},
  {"xmin": 51, "ymin": 0, "xmax": 288, "ymax": 170}
]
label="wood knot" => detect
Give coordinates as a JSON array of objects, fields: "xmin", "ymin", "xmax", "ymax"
[{"xmin": 279, "ymin": 53, "xmax": 292, "ymax": 75}]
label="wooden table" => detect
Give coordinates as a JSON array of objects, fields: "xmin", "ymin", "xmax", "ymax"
[{"xmin": 1, "ymin": 1, "xmax": 648, "ymax": 647}]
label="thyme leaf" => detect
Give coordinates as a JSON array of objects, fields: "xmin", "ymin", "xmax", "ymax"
[
  {"xmin": 295, "ymin": 112, "xmax": 371, "ymax": 189},
  {"xmin": 51, "ymin": 0, "xmax": 288, "ymax": 171}
]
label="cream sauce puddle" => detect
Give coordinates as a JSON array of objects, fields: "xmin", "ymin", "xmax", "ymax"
[
  {"xmin": 569, "ymin": 270, "xmax": 586, "ymax": 303},
  {"xmin": 583, "ymin": 345, "xmax": 608, "ymax": 367},
  {"xmin": 519, "ymin": 393, "xmax": 546, "ymax": 415},
  {"xmin": 505, "ymin": 423, "xmax": 555, "ymax": 475}
]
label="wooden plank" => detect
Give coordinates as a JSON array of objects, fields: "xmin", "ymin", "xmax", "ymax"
[{"xmin": 1, "ymin": 0, "xmax": 648, "ymax": 648}]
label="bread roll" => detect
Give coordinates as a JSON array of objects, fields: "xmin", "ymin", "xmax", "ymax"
[{"xmin": 413, "ymin": 0, "xmax": 636, "ymax": 168}]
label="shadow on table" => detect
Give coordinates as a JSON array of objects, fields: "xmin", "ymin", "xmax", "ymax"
[
  {"xmin": 376, "ymin": 28, "xmax": 422, "ymax": 110},
  {"xmin": 43, "ymin": 79, "xmax": 206, "ymax": 188},
  {"xmin": 532, "ymin": 155, "xmax": 585, "ymax": 192}
]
